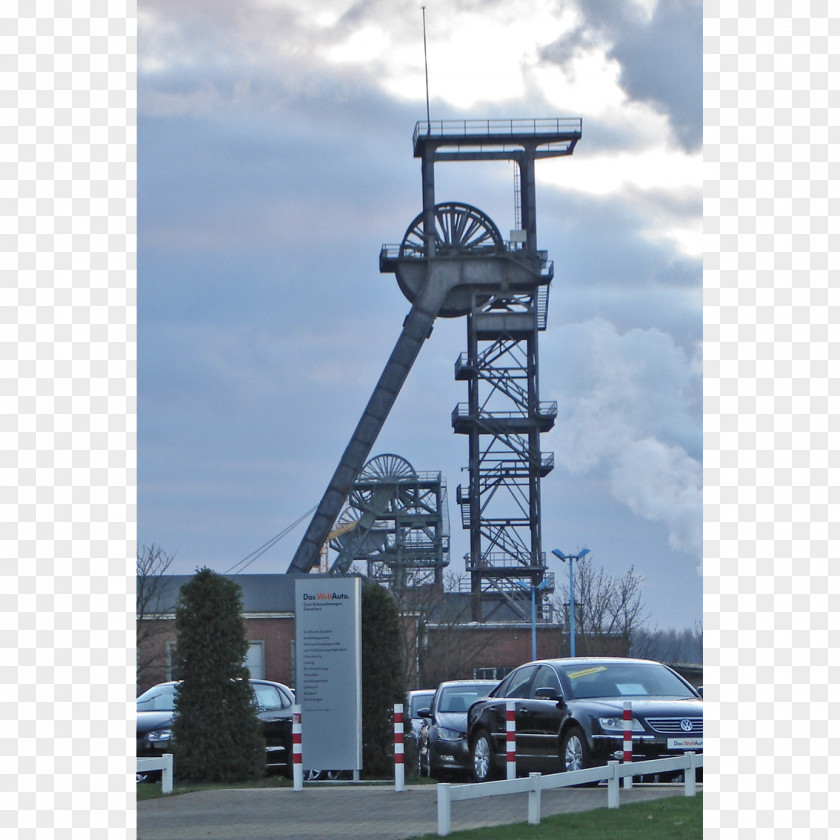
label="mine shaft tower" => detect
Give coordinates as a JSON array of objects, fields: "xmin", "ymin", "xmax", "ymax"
[{"xmin": 287, "ymin": 119, "xmax": 581, "ymax": 620}]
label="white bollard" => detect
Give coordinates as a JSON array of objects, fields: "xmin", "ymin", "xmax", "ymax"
[
  {"xmin": 437, "ymin": 782, "xmax": 451, "ymax": 836},
  {"xmin": 161, "ymin": 753, "xmax": 173, "ymax": 795},
  {"xmin": 684, "ymin": 751, "xmax": 696, "ymax": 797},
  {"xmin": 506, "ymin": 700, "xmax": 516, "ymax": 780},
  {"xmin": 622, "ymin": 701, "xmax": 633, "ymax": 789},
  {"xmin": 527, "ymin": 773, "xmax": 542, "ymax": 825},
  {"xmin": 394, "ymin": 703, "xmax": 405, "ymax": 791},
  {"xmin": 607, "ymin": 760, "xmax": 620, "ymax": 808},
  {"xmin": 292, "ymin": 704, "xmax": 303, "ymax": 791}
]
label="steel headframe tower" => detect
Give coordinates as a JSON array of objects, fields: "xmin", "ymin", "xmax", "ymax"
[
  {"xmin": 287, "ymin": 119, "xmax": 581, "ymax": 607},
  {"xmin": 408, "ymin": 120, "xmax": 581, "ymax": 620}
]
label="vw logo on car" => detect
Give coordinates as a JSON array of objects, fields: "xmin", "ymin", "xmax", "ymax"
[{"xmin": 681, "ymin": 719, "xmax": 694, "ymax": 732}]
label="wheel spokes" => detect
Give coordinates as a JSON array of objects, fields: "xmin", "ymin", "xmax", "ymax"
[
  {"xmin": 400, "ymin": 203, "xmax": 503, "ymax": 259},
  {"xmin": 565, "ymin": 735, "xmax": 583, "ymax": 771}
]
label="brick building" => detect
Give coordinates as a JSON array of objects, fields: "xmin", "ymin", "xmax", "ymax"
[{"xmin": 136, "ymin": 573, "xmax": 632, "ymax": 695}]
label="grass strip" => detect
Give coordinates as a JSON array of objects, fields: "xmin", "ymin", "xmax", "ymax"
[{"xmin": 406, "ymin": 793, "xmax": 703, "ymax": 840}]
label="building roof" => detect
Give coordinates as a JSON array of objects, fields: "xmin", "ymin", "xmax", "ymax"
[
  {"xmin": 141, "ymin": 573, "xmax": 537, "ymax": 622},
  {"xmin": 142, "ymin": 573, "xmax": 298, "ymax": 615}
]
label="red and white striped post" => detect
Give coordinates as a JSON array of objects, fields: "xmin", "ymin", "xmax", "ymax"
[
  {"xmin": 394, "ymin": 703, "xmax": 405, "ymax": 791},
  {"xmin": 622, "ymin": 701, "xmax": 633, "ymax": 789},
  {"xmin": 292, "ymin": 704, "xmax": 303, "ymax": 791},
  {"xmin": 506, "ymin": 700, "xmax": 516, "ymax": 780}
]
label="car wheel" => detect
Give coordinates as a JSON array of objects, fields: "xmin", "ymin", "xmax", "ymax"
[
  {"xmin": 471, "ymin": 731, "xmax": 496, "ymax": 782},
  {"xmin": 559, "ymin": 725, "xmax": 600, "ymax": 786},
  {"xmin": 560, "ymin": 725, "xmax": 592, "ymax": 773}
]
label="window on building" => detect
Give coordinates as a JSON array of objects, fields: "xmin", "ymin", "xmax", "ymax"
[
  {"xmin": 166, "ymin": 640, "xmax": 265, "ymax": 681},
  {"xmin": 245, "ymin": 640, "xmax": 265, "ymax": 680},
  {"xmin": 166, "ymin": 641, "xmax": 179, "ymax": 681}
]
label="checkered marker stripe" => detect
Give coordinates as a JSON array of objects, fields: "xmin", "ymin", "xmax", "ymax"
[
  {"xmin": 622, "ymin": 701, "xmax": 634, "ymax": 790},
  {"xmin": 622, "ymin": 702, "xmax": 633, "ymax": 763},
  {"xmin": 292, "ymin": 706, "xmax": 303, "ymax": 791},
  {"xmin": 394, "ymin": 704, "xmax": 404, "ymax": 763},
  {"xmin": 506, "ymin": 700, "xmax": 516, "ymax": 780},
  {"xmin": 394, "ymin": 704, "xmax": 405, "ymax": 791},
  {"xmin": 292, "ymin": 706, "xmax": 302, "ymax": 764}
]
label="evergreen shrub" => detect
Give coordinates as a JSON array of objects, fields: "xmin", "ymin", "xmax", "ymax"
[
  {"xmin": 171, "ymin": 568, "xmax": 264, "ymax": 782},
  {"xmin": 361, "ymin": 581, "xmax": 406, "ymax": 778}
]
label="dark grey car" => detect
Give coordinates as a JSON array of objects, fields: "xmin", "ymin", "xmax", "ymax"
[
  {"xmin": 466, "ymin": 658, "xmax": 702, "ymax": 782},
  {"xmin": 418, "ymin": 680, "xmax": 498, "ymax": 779}
]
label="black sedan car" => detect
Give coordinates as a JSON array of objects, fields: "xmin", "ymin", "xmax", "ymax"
[
  {"xmin": 417, "ymin": 680, "xmax": 498, "ymax": 779},
  {"xmin": 466, "ymin": 658, "xmax": 702, "ymax": 782},
  {"xmin": 136, "ymin": 679, "xmax": 296, "ymax": 780}
]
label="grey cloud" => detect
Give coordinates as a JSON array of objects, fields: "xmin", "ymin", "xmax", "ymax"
[
  {"xmin": 538, "ymin": 187, "xmax": 703, "ymax": 341},
  {"xmin": 540, "ymin": 0, "xmax": 702, "ymax": 152},
  {"xmin": 607, "ymin": 0, "xmax": 702, "ymax": 152}
]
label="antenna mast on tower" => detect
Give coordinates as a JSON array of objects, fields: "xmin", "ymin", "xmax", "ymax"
[{"xmin": 422, "ymin": 6, "xmax": 431, "ymax": 128}]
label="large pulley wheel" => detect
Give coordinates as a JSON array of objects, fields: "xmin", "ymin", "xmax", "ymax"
[
  {"xmin": 399, "ymin": 202, "xmax": 504, "ymax": 259},
  {"xmin": 329, "ymin": 454, "xmax": 418, "ymax": 560},
  {"xmin": 358, "ymin": 453, "xmax": 417, "ymax": 482},
  {"xmin": 349, "ymin": 453, "xmax": 416, "ymax": 511}
]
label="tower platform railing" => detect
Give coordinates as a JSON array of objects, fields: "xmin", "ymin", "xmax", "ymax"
[{"xmin": 413, "ymin": 118, "xmax": 583, "ymax": 148}]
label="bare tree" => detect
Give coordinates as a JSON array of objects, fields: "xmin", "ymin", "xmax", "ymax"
[
  {"xmin": 393, "ymin": 572, "xmax": 507, "ymax": 688},
  {"xmin": 553, "ymin": 556, "xmax": 648, "ymax": 655},
  {"xmin": 630, "ymin": 621, "xmax": 703, "ymax": 664},
  {"xmin": 136, "ymin": 544, "xmax": 175, "ymax": 691},
  {"xmin": 691, "ymin": 618, "xmax": 703, "ymax": 656}
]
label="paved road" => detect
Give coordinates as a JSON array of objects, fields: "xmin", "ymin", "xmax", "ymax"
[{"xmin": 137, "ymin": 783, "xmax": 690, "ymax": 840}]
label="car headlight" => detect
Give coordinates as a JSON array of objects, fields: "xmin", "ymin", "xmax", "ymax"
[
  {"xmin": 146, "ymin": 729, "xmax": 172, "ymax": 744},
  {"xmin": 596, "ymin": 717, "xmax": 644, "ymax": 733},
  {"xmin": 435, "ymin": 727, "xmax": 464, "ymax": 742}
]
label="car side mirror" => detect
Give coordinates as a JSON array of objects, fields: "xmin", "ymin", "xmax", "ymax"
[
  {"xmin": 534, "ymin": 687, "xmax": 565, "ymax": 706},
  {"xmin": 418, "ymin": 708, "xmax": 431, "ymax": 719}
]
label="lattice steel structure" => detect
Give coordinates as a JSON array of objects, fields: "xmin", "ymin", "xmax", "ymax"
[
  {"xmin": 453, "ymin": 294, "xmax": 557, "ymax": 618},
  {"xmin": 409, "ymin": 120, "xmax": 580, "ymax": 620},
  {"xmin": 287, "ymin": 119, "xmax": 582, "ymax": 625},
  {"xmin": 328, "ymin": 454, "xmax": 450, "ymax": 588}
]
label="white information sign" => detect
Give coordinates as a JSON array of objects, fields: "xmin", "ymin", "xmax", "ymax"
[{"xmin": 294, "ymin": 575, "xmax": 362, "ymax": 773}]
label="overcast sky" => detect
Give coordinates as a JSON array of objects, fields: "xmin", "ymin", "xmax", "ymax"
[{"xmin": 138, "ymin": 0, "xmax": 702, "ymax": 631}]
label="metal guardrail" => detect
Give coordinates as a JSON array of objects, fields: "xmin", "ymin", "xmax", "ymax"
[
  {"xmin": 464, "ymin": 551, "xmax": 546, "ymax": 569},
  {"xmin": 413, "ymin": 118, "xmax": 583, "ymax": 148},
  {"xmin": 380, "ymin": 242, "xmax": 554, "ymax": 278},
  {"xmin": 436, "ymin": 752, "xmax": 702, "ymax": 836},
  {"xmin": 452, "ymin": 402, "xmax": 558, "ymax": 422}
]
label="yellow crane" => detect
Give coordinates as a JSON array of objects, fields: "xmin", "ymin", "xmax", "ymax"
[{"xmin": 317, "ymin": 518, "xmax": 360, "ymax": 573}]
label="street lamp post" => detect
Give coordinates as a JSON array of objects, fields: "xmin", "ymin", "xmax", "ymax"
[
  {"xmin": 513, "ymin": 577, "xmax": 550, "ymax": 660},
  {"xmin": 551, "ymin": 548, "xmax": 590, "ymax": 657}
]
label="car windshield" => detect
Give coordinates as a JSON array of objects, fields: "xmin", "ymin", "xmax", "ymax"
[
  {"xmin": 409, "ymin": 693, "xmax": 434, "ymax": 717},
  {"xmin": 136, "ymin": 683, "xmax": 178, "ymax": 712},
  {"xmin": 557, "ymin": 662, "xmax": 695, "ymax": 700},
  {"xmin": 436, "ymin": 684, "xmax": 493, "ymax": 714}
]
